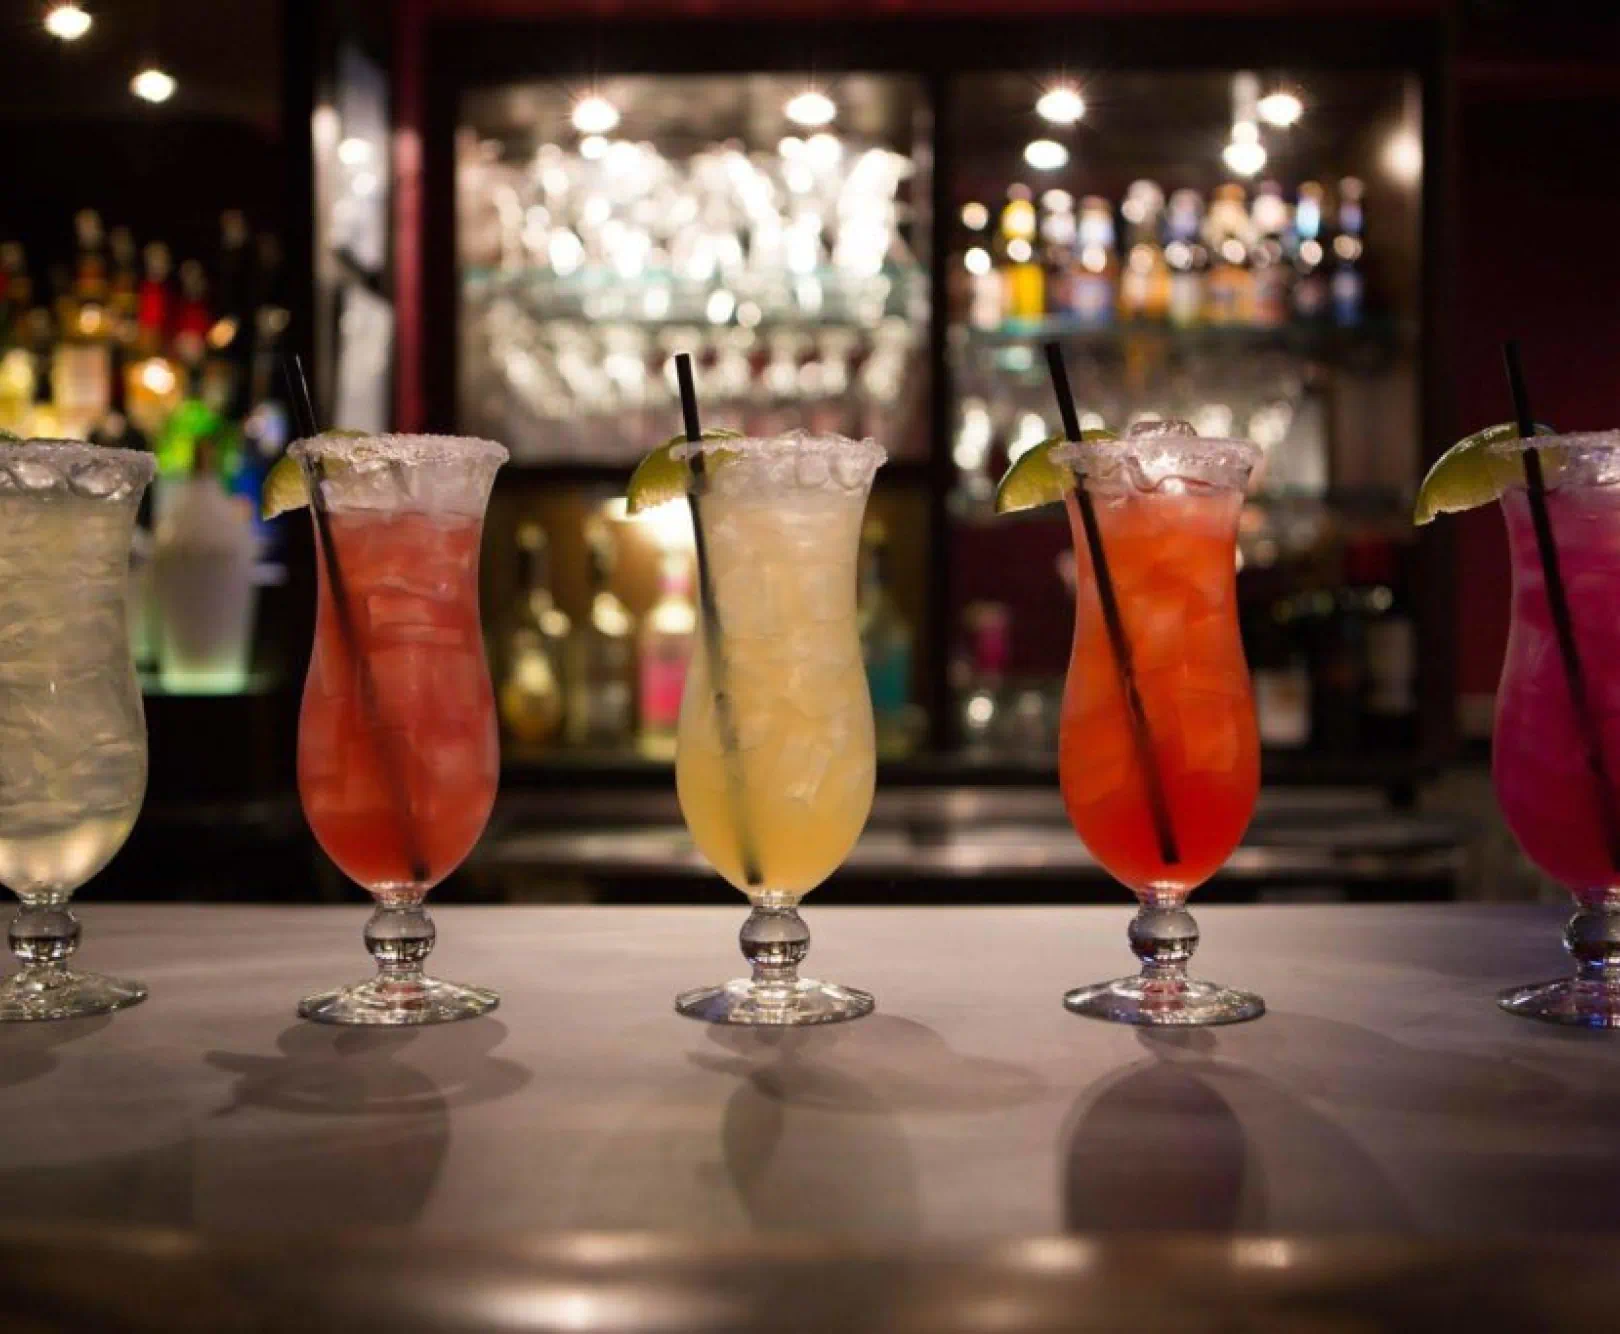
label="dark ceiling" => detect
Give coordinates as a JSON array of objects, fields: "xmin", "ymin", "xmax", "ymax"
[
  {"xmin": 0, "ymin": 0, "xmax": 282, "ymax": 133},
  {"xmin": 950, "ymin": 70, "xmax": 1413, "ymax": 203},
  {"xmin": 463, "ymin": 73, "xmax": 927, "ymax": 157}
]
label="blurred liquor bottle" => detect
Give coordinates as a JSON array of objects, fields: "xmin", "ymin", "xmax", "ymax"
[
  {"xmin": 126, "ymin": 243, "xmax": 182, "ymax": 439},
  {"xmin": 568, "ymin": 518, "xmax": 636, "ymax": 749},
  {"xmin": 72, "ymin": 210, "xmax": 108, "ymax": 311},
  {"xmin": 156, "ymin": 260, "xmax": 243, "ymax": 487},
  {"xmin": 996, "ymin": 185, "xmax": 1044, "ymax": 325},
  {"xmin": 858, "ymin": 518, "xmax": 918, "ymax": 758},
  {"xmin": 1331, "ymin": 177, "xmax": 1366, "ymax": 327},
  {"xmin": 1202, "ymin": 184, "xmax": 1255, "ymax": 326},
  {"xmin": 1249, "ymin": 180, "xmax": 1293, "ymax": 329},
  {"xmin": 1039, "ymin": 189, "xmax": 1079, "ymax": 318},
  {"xmin": 1070, "ymin": 195, "xmax": 1119, "ymax": 329},
  {"xmin": 172, "ymin": 258, "xmax": 212, "ymax": 373},
  {"xmin": 25, "ymin": 308, "xmax": 64, "ymax": 438},
  {"xmin": 1290, "ymin": 182, "xmax": 1329, "ymax": 321},
  {"xmin": 956, "ymin": 601, "xmax": 1010, "ymax": 750},
  {"xmin": 0, "ymin": 243, "xmax": 31, "ymax": 338},
  {"xmin": 1345, "ymin": 533, "xmax": 1416, "ymax": 750},
  {"xmin": 1118, "ymin": 180, "xmax": 1171, "ymax": 323},
  {"xmin": 52, "ymin": 209, "xmax": 114, "ymax": 438},
  {"xmin": 1164, "ymin": 189, "xmax": 1207, "ymax": 329},
  {"xmin": 1244, "ymin": 585, "xmax": 1311, "ymax": 749},
  {"xmin": 499, "ymin": 521, "xmax": 570, "ymax": 747},
  {"xmin": 0, "ymin": 243, "xmax": 35, "ymax": 431},
  {"xmin": 48, "ymin": 261, "xmax": 75, "ymax": 341},
  {"xmin": 638, "ymin": 551, "xmax": 696, "ymax": 760},
  {"xmin": 211, "ymin": 211, "xmax": 252, "ymax": 398},
  {"xmin": 107, "ymin": 226, "xmax": 140, "ymax": 345}
]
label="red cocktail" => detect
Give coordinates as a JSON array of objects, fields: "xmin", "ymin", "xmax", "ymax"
[
  {"xmin": 292, "ymin": 433, "xmax": 507, "ymax": 1025},
  {"xmin": 300, "ymin": 511, "xmax": 498, "ymax": 891},
  {"xmin": 1053, "ymin": 423, "xmax": 1264, "ymax": 1026}
]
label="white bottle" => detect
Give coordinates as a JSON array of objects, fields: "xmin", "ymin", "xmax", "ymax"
[{"xmin": 152, "ymin": 458, "xmax": 259, "ymax": 694}]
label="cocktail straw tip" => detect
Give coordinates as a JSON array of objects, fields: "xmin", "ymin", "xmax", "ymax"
[
  {"xmin": 1043, "ymin": 341, "xmax": 1083, "ymax": 443},
  {"xmin": 281, "ymin": 353, "xmax": 319, "ymax": 442},
  {"xmin": 675, "ymin": 352, "xmax": 703, "ymax": 445}
]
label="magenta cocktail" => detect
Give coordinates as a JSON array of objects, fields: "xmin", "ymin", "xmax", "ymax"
[{"xmin": 1492, "ymin": 432, "xmax": 1620, "ymax": 1025}]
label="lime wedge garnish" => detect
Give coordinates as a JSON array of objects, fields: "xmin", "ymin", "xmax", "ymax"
[
  {"xmin": 260, "ymin": 429, "xmax": 368, "ymax": 519},
  {"xmin": 1413, "ymin": 421, "xmax": 1558, "ymax": 525},
  {"xmin": 261, "ymin": 454, "xmax": 308, "ymax": 519},
  {"xmin": 995, "ymin": 429, "xmax": 1118, "ymax": 514},
  {"xmin": 626, "ymin": 429, "xmax": 743, "ymax": 515}
]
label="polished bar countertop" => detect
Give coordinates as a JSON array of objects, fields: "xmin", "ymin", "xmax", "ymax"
[{"xmin": 2, "ymin": 903, "xmax": 1617, "ymax": 1239}]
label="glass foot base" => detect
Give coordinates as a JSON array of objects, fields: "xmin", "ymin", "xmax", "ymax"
[
  {"xmin": 0, "ymin": 968, "xmax": 147, "ymax": 1022},
  {"xmin": 1064, "ymin": 974, "xmax": 1265, "ymax": 1027},
  {"xmin": 676, "ymin": 977, "xmax": 874, "ymax": 1026},
  {"xmin": 298, "ymin": 974, "xmax": 499, "ymax": 1026},
  {"xmin": 1499, "ymin": 977, "xmax": 1620, "ymax": 1028}
]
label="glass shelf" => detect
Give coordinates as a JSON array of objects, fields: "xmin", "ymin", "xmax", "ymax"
[
  {"xmin": 958, "ymin": 315, "xmax": 1405, "ymax": 362},
  {"xmin": 465, "ymin": 262, "xmax": 928, "ymax": 330}
]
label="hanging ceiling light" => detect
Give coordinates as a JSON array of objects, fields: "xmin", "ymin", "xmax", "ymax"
[
  {"xmin": 571, "ymin": 94, "xmax": 620, "ymax": 135},
  {"xmin": 131, "ymin": 67, "xmax": 177, "ymax": 104},
  {"xmin": 784, "ymin": 89, "xmax": 837, "ymax": 128},
  {"xmin": 44, "ymin": 3, "xmax": 92, "ymax": 41},
  {"xmin": 1035, "ymin": 84, "xmax": 1085, "ymax": 126},
  {"xmin": 1257, "ymin": 89, "xmax": 1304, "ymax": 128},
  {"xmin": 1023, "ymin": 139, "xmax": 1069, "ymax": 171},
  {"xmin": 1222, "ymin": 121, "xmax": 1266, "ymax": 176}
]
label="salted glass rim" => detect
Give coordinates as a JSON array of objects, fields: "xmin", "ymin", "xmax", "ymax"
[
  {"xmin": 1486, "ymin": 430, "xmax": 1620, "ymax": 458},
  {"xmin": 290, "ymin": 432, "xmax": 510, "ymax": 467},
  {"xmin": 1488, "ymin": 430, "xmax": 1620, "ymax": 489},
  {"xmin": 670, "ymin": 429, "xmax": 887, "ymax": 468},
  {"xmin": 670, "ymin": 428, "xmax": 886, "ymax": 497},
  {"xmin": 0, "ymin": 439, "xmax": 156, "ymax": 496},
  {"xmin": 1052, "ymin": 433, "xmax": 1261, "ymax": 491},
  {"xmin": 1, "ymin": 438, "xmax": 157, "ymax": 476}
]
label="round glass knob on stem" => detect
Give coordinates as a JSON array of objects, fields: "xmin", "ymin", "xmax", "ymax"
[
  {"xmin": 1063, "ymin": 902, "xmax": 1265, "ymax": 1027},
  {"xmin": 0, "ymin": 905, "xmax": 147, "ymax": 1022},
  {"xmin": 1499, "ymin": 901, "xmax": 1620, "ymax": 1028},
  {"xmin": 675, "ymin": 901, "xmax": 874, "ymax": 1026},
  {"xmin": 297, "ymin": 904, "xmax": 498, "ymax": 1026}
]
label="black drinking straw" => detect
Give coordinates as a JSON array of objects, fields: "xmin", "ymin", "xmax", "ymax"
[
  {"xmin": 1503, "ymin": 340, "xmax": 1620, "ymax": 870},
  {"xmin": 282, "ymin": 356, "xmax": 430, "ymax": 886},
  {"xmin": 675, "ymin": 353, "xmax": 763, "ymax": 889},
  {"xmin": 1045, "ymin": 342, "xmax": 1180, "ymax": 867}
]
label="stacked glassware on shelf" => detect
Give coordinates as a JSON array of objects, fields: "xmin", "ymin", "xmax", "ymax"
[{"xmin": 458, "ymin": 129, "xmax": 928, "ymax": 463}]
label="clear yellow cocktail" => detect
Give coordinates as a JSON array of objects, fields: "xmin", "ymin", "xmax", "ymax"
[
  {"xmin": 632, "ymin": 428, "xmax": 885, "ymax": 1025},
  {"xmin": 675, "ymin": 474, "xmax": 876, "ymax": 897}
]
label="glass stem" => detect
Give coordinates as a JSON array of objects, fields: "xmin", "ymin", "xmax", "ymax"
[
  {"xmin": 1128, "ymin": 900, "xmax": 1200, "ymax": 988},
  {"xmin": 365, "ymin": 903, "xmax": 436, "ymax": 988},
  {"xmin": 9, "ymin": 903, "xmax": 80, "ymax": 983},
  {"xmin": 1566, "ymin": 901, "xmax": 1620, "ymax": 987},
  {"xmin": 740, "ymin": 900, "xmax": 810, "ymax": 993}
]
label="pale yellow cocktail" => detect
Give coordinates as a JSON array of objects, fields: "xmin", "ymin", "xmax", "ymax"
[
  {"xmin": 675, "ymin": 449, "xmax": 879, "ymax": 897},
  {"xmin": 635, "ymin": 428, "xmax": 884, "ymax": 1025}
]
